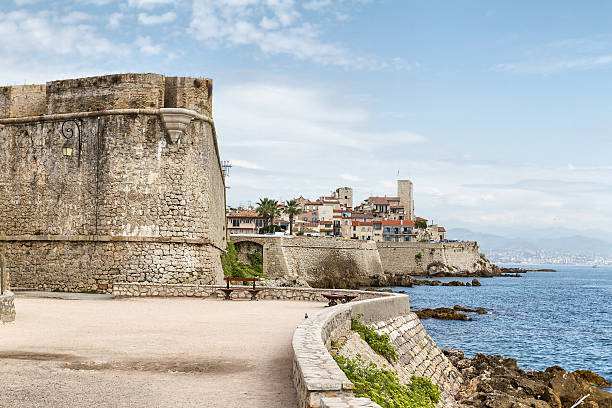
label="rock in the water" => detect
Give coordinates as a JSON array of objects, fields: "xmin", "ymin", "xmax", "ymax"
[
  {"xmin": 472, "ymin": 278, "xmax": 481, "ymax": 286},
  {"xmin": 446, "ymin": 352, "xmax": 612, "ymax": 408},
  {"xmin": 415, "ymin": 307, "xmax": 472, "ymax": 321}
]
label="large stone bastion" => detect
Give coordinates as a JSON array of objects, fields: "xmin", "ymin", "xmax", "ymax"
[{"xmin": 0, "ymin": 74, "xmax": 227, "ymax": 293}]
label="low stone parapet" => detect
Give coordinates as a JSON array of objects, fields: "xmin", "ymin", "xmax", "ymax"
[
  {"xmin": 0, "ymin": 290, "xmax": 16, "ymax": 323},
  {"xmin": 292, "ymin": 291, "xmax": 411, "ymax": 408},
  {"xmin": 112, "ymin": 282, "xmax": 389, "ymax": 302}
]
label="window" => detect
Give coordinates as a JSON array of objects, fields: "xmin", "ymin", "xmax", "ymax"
[
  {"xmin": 353, "ymin": 226, "xmax": 356, "ymax": 231},
  {"xmin": 255, "ymin": 219, "xmax": 263, "ymax": 227},
  {"xmin": 232, "ymin": 219, "xmax": 240, "ymax": 227},
  {"xmin": 384, "ymin": 236, "xmax": 392, "ymax": 242},
  {"xmin": 404, "ymin": 236, "xmax": 411, "ymax": 242}
]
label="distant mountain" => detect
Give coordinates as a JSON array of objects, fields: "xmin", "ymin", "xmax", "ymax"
[{"xmin": 447, "ymin": 228, "xmax": 612, "ymax": 256}]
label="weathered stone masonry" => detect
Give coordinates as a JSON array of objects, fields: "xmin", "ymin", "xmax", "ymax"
[{"xmin": 0, "ymin": 73, "xmax": 226, "ymax": 293}]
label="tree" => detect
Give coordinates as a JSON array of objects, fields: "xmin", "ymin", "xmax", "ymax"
[
  {"xmin": 284, "ymin": 199, "xmax": 302, "ymax": 235},
  {"xmin": 415, "ymin": 219, "xmax": 427, "ymax": 229},
  {"xmin": 256, "ymin": 198, "xmax": 280, "ymax": 228}
]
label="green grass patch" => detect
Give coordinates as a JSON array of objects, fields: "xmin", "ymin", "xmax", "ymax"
[
  {"xmin": 334, "ymin": 355, "xmax": 440, "ymax": 408},
  {"xmin": 351, "ymin": 317, "xmax": 398, "ymax": 363}
]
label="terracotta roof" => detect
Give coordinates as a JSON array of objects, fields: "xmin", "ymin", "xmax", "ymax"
[
  {"xmin": 352, "ymin": 221, "xmax": 373, "ymax": 226},
  {"xmin": 305, "ymin": 201, "xmax": 322, "ymax": 205},
  {"xmin": 382, "ymin": 220, "xmax": 415, "ymax": 226},
  {"xmin": 416, "ymin": 217, "xmax": 428, "ymax": 222},
  {"xmin": 227, "ymin": 210, "xmax": 260, "ymax": 218},
  {"xmin": 438, "ymin": 227, "xmax": 446, "ymax": 232}
]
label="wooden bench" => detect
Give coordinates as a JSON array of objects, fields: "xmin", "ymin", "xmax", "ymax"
[
  {"xmin": 321, "ymin": 293, "xmax": 358, "ymax": 307},
  {"xmin": 219, "ymin": 277, "xmax": 262, "ymax": 301}
]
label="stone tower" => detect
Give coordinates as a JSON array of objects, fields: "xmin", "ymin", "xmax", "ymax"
[
  {"xmin": 0, "ymin": 73, "xmax": 226, "ymax": 293},
  {"xmin": 397, "ymin": 180, "xmax": 415, "ymax": 221},
  {"xmin": 336, "ymin": 187, "xmax": 353, "ymax": 209}
]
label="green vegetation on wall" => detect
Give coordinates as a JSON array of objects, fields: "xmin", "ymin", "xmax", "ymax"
[
  {"xmin": 334, "ymin": 355, "xmax": 440, "ymax": 408},
  {"xmin": 220, "ymin": 242, "xmax": 266, "ymax": 278},
  {"xmin": 351, "ymin": 317, "xmax": 398, "ymax": 363},
  {"xmin": 415, "ymin": 220, "xmax": 427, "ymax": 229}
]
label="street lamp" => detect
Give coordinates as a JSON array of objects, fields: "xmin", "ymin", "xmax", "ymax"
[{"xmin": 62, "ymin": 141, "xmax": 73, "ymax": 157}]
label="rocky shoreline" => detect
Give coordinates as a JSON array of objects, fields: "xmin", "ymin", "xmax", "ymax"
[
  {"xmin": 443, "ymin": 349, "xmax": 612, "ymax": 407},
  {"xmin": 415, "ymin": 305, "xmax": 487, "ymax": 321}
]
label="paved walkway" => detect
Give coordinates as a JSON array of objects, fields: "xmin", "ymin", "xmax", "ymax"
[{"xmin": 0, "ymin": 295, "xmax": 323, "ymax": 408}]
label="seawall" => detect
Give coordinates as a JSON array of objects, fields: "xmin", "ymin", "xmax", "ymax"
[
  {"xmin": 377, "ymin": 241, "xmax": 499, "ymax": 278},
  {"xmin": 291, "ymin": 289, "xmax": 463, "ymax": 408},
  {"xmin": 230, "ymin": 235, "xmax": 498, "ymax": 287}
]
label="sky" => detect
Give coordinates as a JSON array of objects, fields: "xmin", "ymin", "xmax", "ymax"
[{"xmin": 2, "ymin": 0, "xmax": 612, "ymax": 240}]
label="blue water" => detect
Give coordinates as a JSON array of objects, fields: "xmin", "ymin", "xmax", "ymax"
[{"xmin": 389, "ymin": 265, "xmax": 612, "ymax": 382}]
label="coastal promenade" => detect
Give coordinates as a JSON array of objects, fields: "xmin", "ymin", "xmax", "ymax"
[{"xmin": 0, "ymin": 295, "xmax": 322, "ymax": 408}]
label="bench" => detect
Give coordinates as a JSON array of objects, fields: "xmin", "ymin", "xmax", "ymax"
[
  {"xmin": 219, "ymin": 277, "xmax": 262, "ymax": 301},
  {"xmin": 321, "ymin": 293, "xmax": 358, "ymax": 307}
]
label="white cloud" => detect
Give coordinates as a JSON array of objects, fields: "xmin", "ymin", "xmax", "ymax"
[
  {"xmin": 136, "ymin": 36, "xmax": 161, "ymax": 55},
  {"xmin": 232, "ymin": 160, "xmax": 264, "ymax": 170},
  {"xmin": 107, "ymin": 12, "xmax": 124, "ymax": 29},
  {"xmin": 137, "ymin": 11, "xmax": 176, "ymax": 25},
  {"xmin": 189, "ymin": 0, "xmax": 406, "ymax": 70},
  {"xmin": 0, "ymin": 10, "xmax": 126, "ymax": 57},
  {"xmin": 128, "ymin": 0, "xmax": 175, "ymax": 8}
]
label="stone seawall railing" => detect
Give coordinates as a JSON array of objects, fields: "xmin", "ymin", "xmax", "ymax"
[
  {"xmin": 292, "ymin": 291, "xmax": 412, "ymax": 408},
  {"xmin": 112, "ymin": 282, "xmax": 387, "ymax": 302},
  {"xmin": 291, "ymin": 290, "xmax": 463, "ymax": 408},
  {"xmin": 0, "ymin": 290, "xmax": 16, "ymax": 323}
]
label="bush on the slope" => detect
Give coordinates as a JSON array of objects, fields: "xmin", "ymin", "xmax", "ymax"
[
  {"xmin": 351, "ymin": 317, "xmax": 398, "ymax": 363},
  {"xmin": 334, "ymin": 355, "xmax": 440, "ymax": 408},
  {"xmin": 220, "ymin": 242, "xmax": 266, "ymax": 279}
]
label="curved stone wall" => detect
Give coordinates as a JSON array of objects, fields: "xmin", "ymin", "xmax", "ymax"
[
  {"xmin": 291, "ymin": 290, "xmax": 462, "ymax": 408},
  {"xmin": 0, "ymin": 73, "xmax": 227, "ymax": 293},
  {"xmin": 0, "ymin": 291, "xmax": 16, "ymax": 323}
]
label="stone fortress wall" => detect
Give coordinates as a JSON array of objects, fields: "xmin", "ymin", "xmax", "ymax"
[
  {"xmin": 231, "ymin": 235, "xmax": 386, "ymax": 287},
  {"xmin": 0, "ymin": 73, "xmax": 226, "ymax": 293},
  {"xmin": 231, "ymin": 235, "xmax": 497, "ymax": 287},
  {"xmin": 291, "ymin": 290, "xmax": 463, "ymax": 408},
  {"xmin": 377, "ymin": 241, "xmax": 498, "ymax": 278}
]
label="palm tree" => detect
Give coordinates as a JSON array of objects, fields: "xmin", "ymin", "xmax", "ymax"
[
  {"xmin": 256, "ymin": 198, "xmax": 281, "ymax": 229},
  {"xmin": 284, "ymin": 199, "xmax": 302, "ymax": 235}
]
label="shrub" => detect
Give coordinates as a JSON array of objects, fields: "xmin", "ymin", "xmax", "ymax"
[
  {"xmin": 415, "ymin": 220, "xmax": 427, "ymax": 229},
  {"xmin": 415, "ymin": 253, "xmax": 422, "ymax": 262},
  {"xmin": 220, "ymin": 242, "xmax": 266, "ymax": 279},
  {"xmin": 351, "ymin": 317, "xmax": 398, "ymax": 363},
  {"xmin": 334, "ymin": 355, "xmax": 440, "ymax": 408},
  {"xmin": 258, "ymin": 225, "xmax": 282, "ymax": 234}
]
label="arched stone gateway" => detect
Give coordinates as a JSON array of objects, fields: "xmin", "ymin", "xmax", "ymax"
[{"xmin": 233, "ymin": 240, "xmax": 263, "ymax": 264}]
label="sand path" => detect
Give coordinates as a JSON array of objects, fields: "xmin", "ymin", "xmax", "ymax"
[{"xmin": 0, "ymin": 296, "xmax": 323, "ymax": 408}]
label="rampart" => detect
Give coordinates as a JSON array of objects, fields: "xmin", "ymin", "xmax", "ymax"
[
  {"xmin": 377, "ymin": 241, "xmax": 499, "ymax": 277},
  {"xmin": 230, "ymin": 235, "xmax": 386, "ymax": 287},
  {"xmin": 0, "ymin": 73, "xmax": 226, "ymax": 293},
  {"xmin": 291, "ymin": 290, "xmax": 463, "ymax": 407},
  {"xmin": 230, "ymin": 235, "xmax": 498, "ymax": 287}
]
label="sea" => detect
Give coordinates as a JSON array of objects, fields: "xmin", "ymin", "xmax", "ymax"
[{"xmin": 387, "ymin": 265, "xmax": 612, "ymax": 383}]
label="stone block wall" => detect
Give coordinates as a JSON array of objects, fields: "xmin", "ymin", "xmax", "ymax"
[
  {"xmin": 291, "ymin": 291, "xmax": 463, "ymax": 408},
  {"xmin": 112, "ymin": 282, "xmax": 388, "ymax": 302},
  {"xmin": 0, "ymin": 85, "xmax": 46, "ymax": 119},
  {"xmin": 0, "ymin": 73, "xmax": 226, "ymax": 293},
  {"xmin": 0, "ymin": 291, "xmax": 16, "ymax": 323},
  {"xmin": 46, "ymin": 74, "xmax": 166, "ymax": 114},
  {"xmin": 377, "ymin": 241, "xmax": 496, "ymax": 277},
  {"xmin": 230, "ymin": 235, "xmax": 386, "ymax": 288},
  {"xmin": 164, "ymin": 76, "xmax": 212, "ymax": 116}
]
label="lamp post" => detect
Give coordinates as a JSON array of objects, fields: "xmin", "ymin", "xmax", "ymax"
[{"xmin": 60, "ymin": 119, "xmax": 82, "ymax": 166}]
